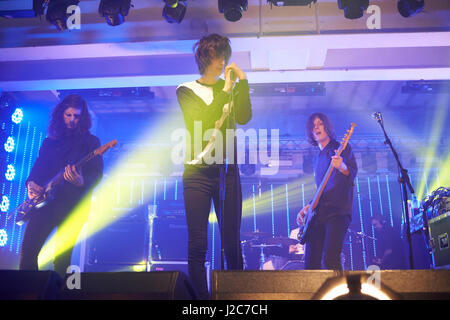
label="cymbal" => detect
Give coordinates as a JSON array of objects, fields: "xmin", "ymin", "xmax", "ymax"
[
  {"xmin": 262, "ymin": 236, "xmax": 299, "ymax": 246},
  {"xmin": 241, "ymin": 231, "xmax": 272, "ymax": 239},
  {"xmin": 250, "ymin": 243, "xmax": 282, "ymax": 248}
]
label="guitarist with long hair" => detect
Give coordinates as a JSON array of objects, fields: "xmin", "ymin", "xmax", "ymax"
[
  {"xmin": 297, "ymin": 113, "xmax": 357, "ymax": 270},
  {"xmin": 19, "ymin": 94, "xmax": 103, "ymax": 277}
]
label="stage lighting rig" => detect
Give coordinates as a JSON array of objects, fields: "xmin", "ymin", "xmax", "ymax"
[
  {"xmin": 99, "ymin": 0, "xmax": 132, "ymax": 26},
  {"xmin": 337, "ymin": 0, "xmax": 369, "ymax": 19},
  {"xmin": 45, "ymin": 0, "xmax": 79, "ymax": 30},
  {"xmin": 218, "ymin": 0, "xmax": 248, "ymax": 22},
  {"xmin": 397, "ymin": 0, "xmax": 424, "ymax": 18},
  {"xmin": 162, "ymin": 0, "xmax": 186, "ymax": 24},
  {"xmin": 267, "ymin": 0, "xmax": 317, "ymax": 7}
]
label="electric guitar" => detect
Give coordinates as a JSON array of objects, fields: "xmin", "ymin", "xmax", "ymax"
[
  {"xmin": 11, "ymin": 139, "xmax": 117, "ymax": 226},
  {"xmin": 298, "ymin": 123, "xmax": 356, "ymax": 245}
]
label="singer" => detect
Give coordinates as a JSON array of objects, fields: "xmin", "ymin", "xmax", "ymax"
[{"xmin": 176, "ymin": 33, "xmax": 252, "ymax": 299}]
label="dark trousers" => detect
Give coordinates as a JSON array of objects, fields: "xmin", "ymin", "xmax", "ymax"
[
  {"xmin": 304, "ymin": 215, "xmax": 350, "ymax": 270},
  {"xmin": 19, "ymin": 200, "xmax": 87, "ymax": 278},
  {"xmin": 183, "ymin": 164, "xmax": 243, "ymax": 300}
]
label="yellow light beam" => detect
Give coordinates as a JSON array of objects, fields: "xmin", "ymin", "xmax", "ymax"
[
  {"xmin": 241, "ymin": 176, "xmax": 316, "ymax": 219},
  {"xmin": 428, "ymin": 152, "xmax": 450, "ymax": 195},
  {"xmin": 38, "ymin": 111, "xmax": 183, "ymax": 268},
  {"xmin": 416, "ymin": 98, "xmax": 449, "ymax": 200}
]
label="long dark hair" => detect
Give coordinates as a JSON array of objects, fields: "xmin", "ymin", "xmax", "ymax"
[
  {"xmin": 306, "ymin": 112, "xmax": 336, "ymax": 146},
  {"xmin": 48, "ymin": 94, "xmax": 91, "ymax": 139},
  {"xmin": 193, "ymin": 33, "xmax": 232, "ymax": 75}
]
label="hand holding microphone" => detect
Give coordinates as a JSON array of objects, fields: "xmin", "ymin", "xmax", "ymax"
[{"xmin": 223, "ymin": 63, "xmax": 245, "ymax": 93}]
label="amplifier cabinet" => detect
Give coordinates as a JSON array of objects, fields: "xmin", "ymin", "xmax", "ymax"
[
  {"xmin": 149, "ymin": 215, "xmax": 188, "ymax": 261},
  {"xmin": 429, "ymin": 211, "xmax": 450, "ymax": 268},
  {"xmin": 87, "ymin": 220, "xmax": 149, "ymax": 266}
]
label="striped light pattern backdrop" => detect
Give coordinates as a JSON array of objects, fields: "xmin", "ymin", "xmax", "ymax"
[{"xmin": 1, "ymin": 108, "xmax": 45, "ymax": 254}]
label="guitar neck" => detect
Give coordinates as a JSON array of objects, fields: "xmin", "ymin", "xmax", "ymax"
[
  {"xmin": 73, "ymin": 150, "xmax": 97, "ymax": 170},
  {"xmin": 47, "ymin": 150, "xmax": 97, "ymax": 187},
  {"xmin": 310, "ymin": 162, "xmax": 335, "ymax": 209},
  {"xmin": 310, "ymin": 146, "xmax": 345, "ymax": 209}
]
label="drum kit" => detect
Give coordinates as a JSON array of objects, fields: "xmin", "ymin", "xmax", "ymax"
[
  {"xmin": 240, "ymin": 231, "xmax": 305, "ymax": 271},
  {"xmin": 240, "ymin": 229, "xmax": 376, "ymax": 271}
]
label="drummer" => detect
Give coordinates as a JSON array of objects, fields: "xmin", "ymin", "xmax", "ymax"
[
  {"xmin": 288, "ymin": 227, "xmax": 304, "ymax": 255},
  {"xmin": 262, "ymin": 228, "xmax": 304, "ymax": 270}
]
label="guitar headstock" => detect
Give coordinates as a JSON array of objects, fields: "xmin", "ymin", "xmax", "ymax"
[
  {"xmin": 95, "ymin": 139, "xmax": 118, "ymax": 156},
  {"xmin": 336, "ymin": 122, "xmax": 356, "ymax": 155}
]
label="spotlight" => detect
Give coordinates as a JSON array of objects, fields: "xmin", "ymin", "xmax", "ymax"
[
  {"xmin": 218, "ymin": 0, "xmax": 248, "ymax": 22},
  {"xmin": 11, "ymin": 108, "xmax": 23, "ymax": 124},
  {"xmin": 5, "ymin": 164, "xmax": 15, "ymax": 181},
  {"xmin": 1, "ymin": 196, "xmax": 10, "ymax": 213},
  {"xmin": 337, "ymin": 0, "xmax": 369, "ymax": 19},
  {"xmin": 46, "ymin": 0, "xmax": 80, "ymax": 31},
  {"xmin": 0, "ymin": 229, "xmax": 7, "ymax": 247},
  {"xmin": 398, "ymin": 0, "xmax": 424, "ymax": 18},
  {"xmin": 312, "ymin": 274, "xmax": 401, "ymax": 300},
  {"xmin": 162, "ymin": 0, "xmax": 186, "ymax": 24},
  {"xmin": 99, "ymin": 0, "xmax": 132, "ymax": 26},
  {"xmin": 4, "ymin": 137, "xmax": 14, "ymax": 153}
]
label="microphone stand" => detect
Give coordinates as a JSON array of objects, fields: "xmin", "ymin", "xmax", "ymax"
[
  {"xmin": 374, "ymin": 112, "xmax": 415, "ymax": 269},
  {"xmin": 219, "ymin": 157, "xmax": 226, "ymax": 271},
  {"xmin": 219, "ymin": 75, "xmax": 236, "ymax": 271}
]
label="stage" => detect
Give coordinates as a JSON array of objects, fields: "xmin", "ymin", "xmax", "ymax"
[{"xmin": 1, "ymin": 269, "xmax": 449, "ymax": 300}]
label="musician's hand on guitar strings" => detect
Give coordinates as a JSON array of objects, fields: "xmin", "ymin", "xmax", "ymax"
[
  {"xmin": 27, "ymin": 181, "xmax": 43, "ymax": 199},
  {"xmin": 64, "ymin": 165, "xmax": 84, "ymax": 187},
  {"xmin": 331, "ymin": 153, "xmax": 350, "ymax": 175},
  {"xmin": 331, "ymin": 152, "xmax": 343, "ymax": 169},
  {"xmin": 296, "ymin": 204, "xmax": 310, "ymax": 225}
]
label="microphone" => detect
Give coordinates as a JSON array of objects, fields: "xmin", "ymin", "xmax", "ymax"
[
  {"xmin": 229, "ymin": 70, "xmax": 236, "ymax": 82},
  {"xmin": 372, "ymin": 111, "xmax": 382, "ymax": 122}
]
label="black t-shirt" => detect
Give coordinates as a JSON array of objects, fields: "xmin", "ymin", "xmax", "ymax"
[
  {"xmin": 313, "ymin": 139, "xmax": 358, "ymax": 222},
  {"xmin": 176, "ymin": 79, "xmax": 252, "ymax": 167}
]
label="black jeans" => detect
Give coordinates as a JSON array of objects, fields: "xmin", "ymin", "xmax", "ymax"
[
  {"xmin": 19, "ymin": 200, "xmax": 87, "ymax": 278},
  {"xmin": 304, "ymin": 215, "xmax": 350, "ymax": 270},
  {"xmin": 183, "ymin": 164, "xmax": 243, "ymax": 299}
]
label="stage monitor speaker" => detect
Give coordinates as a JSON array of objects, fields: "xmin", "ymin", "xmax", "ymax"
[
  {"xmin": 60, "ymin": 271, "xmax": 197, "ymax": 300},
  {"xmin": 0, "ymin": 270, "xmax": 63, "ymax": 300},
  {"xmin": 211, "ymin": 270, "xmax": 450, "ymax": 300}
]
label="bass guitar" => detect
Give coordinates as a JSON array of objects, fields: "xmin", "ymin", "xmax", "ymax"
[
  {"xmin": 10, "ymin": 139, "xmax": 117, "ymax": 226},
  {"xmin": 298, "ymin": 123, "xmax": 356, "ymax": 245}
]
